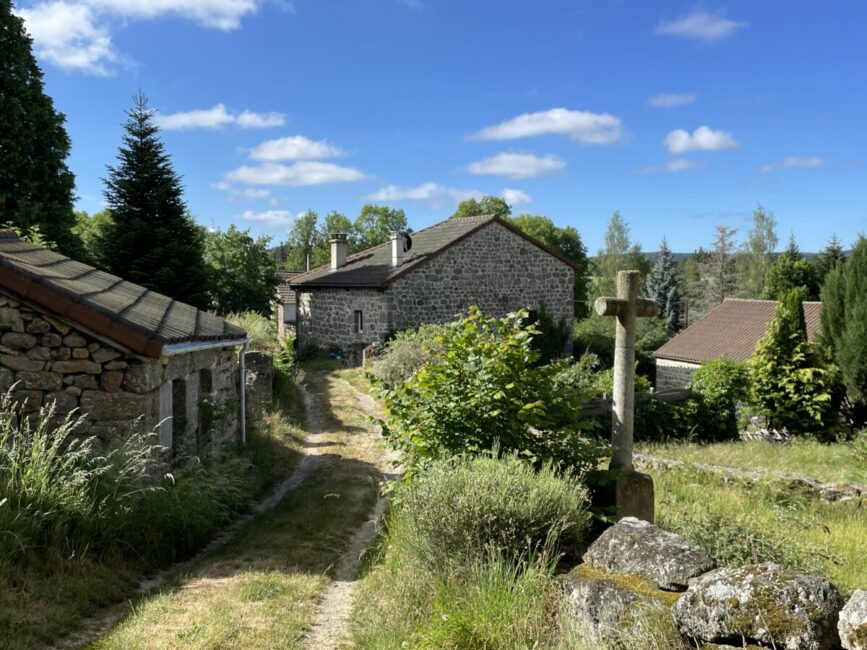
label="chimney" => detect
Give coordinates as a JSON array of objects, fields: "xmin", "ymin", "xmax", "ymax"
[
  {"xmin": 330, "ymin": 233, "xmax": 348, "ymax": 270},
  {"xmin": 390, "ymin": 231, "xmax": 406, "ymax": 267}
]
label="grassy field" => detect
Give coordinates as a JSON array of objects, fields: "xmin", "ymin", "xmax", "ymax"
[
  {"xmin": 639, "ymin": 438, "xmax": 867, "ymax": 484},
  {"xmin": 93, "ymin": 363, "xmax": 383, "ymax": 649},
  {"xmin": 651, "ymin": 466, "xmax": 867, "ymax": 594}
]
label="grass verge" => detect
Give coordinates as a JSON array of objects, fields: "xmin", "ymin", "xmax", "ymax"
[
  {"xmin": 652, "ymin": 467, "xmax": 867, "ymax": 594},
  {"xmin": 0, "ymin": 374, "xmax": 305, "ymax": 650},
  {"xmin": 639, "ymin": 439, "xmax": 867, "ymax": 484},
  {"xmin": 92, "ymin": 364, "xmax": 382, "ymax": 649}
]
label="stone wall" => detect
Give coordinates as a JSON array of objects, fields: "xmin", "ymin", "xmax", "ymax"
[
  {"xmin": 296, "ymin": 221, "xmax": 576, "ymax": 353},
  {"xmin": 297, "ymin": 288, "xmax": 391, "ymax": 351},
  {"xmin": 0, "ymin": 292, "xmax": 241, "ymax": 456},
  {"xmin": 655, "ymin": 358, "xmax": 701, "ymax": 390},
  {"xmin": 389, "ymin": 222, "xmax": 575, "ymax": 338}
]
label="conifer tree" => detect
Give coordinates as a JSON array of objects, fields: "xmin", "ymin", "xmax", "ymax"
[
  {"xmin": 645, "ymin": 238, "xmax": 682, "ymax": 333},
  {"xmin": 0, "ymin": 0, "xmax": 80, "ymax": 254},
  {"xmin": 750, "ymin": 288, "xmax": 832, "ymax": 432},
  {"xmin": 97, "ymin": 93, "xmax": 209, "ymax": 308},
  {"xmin": 815, "ymin": 235, "xmax": 846, "ymax": 281},
  {"xmin": 821, "ymin": 236, "xmax": 867, "ymax": 410}
]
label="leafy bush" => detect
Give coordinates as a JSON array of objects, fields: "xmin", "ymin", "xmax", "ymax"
[
  {"xmin": 855, "ymin": 429, "xmax": 867, "ymax": 470},
  {"xmin": 573, "ymin": 314, "xmax": 670, "ymax": 380},
  {"xmin": 689, "ymin": 358, "xmax": 751, "ymax": 439},
  {"xmin": 750, "ymin": 288, "xmax": 833, "ymax": 433},
  {"xmin": 225, "ymin": 311, "xmax": 276, "ymax": 352},
  {"xmin": 377, "ymin": 307, "xmax": 606, "ymax": 480},
  {"xmin": 367, "ymin": 323, "xmax": 448, "ymax": 388},
  {"xmin": 553, "ymin": 353, "xmax": 650, "ymax": 398},
  {"xmin": 398, "ymin": 453, "xmax": 591, "ymax": 567}
]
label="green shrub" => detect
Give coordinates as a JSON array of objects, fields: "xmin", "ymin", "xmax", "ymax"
[
  {"xmin": 573, "ymin": 314, "xmax": 670, "ymax": 380},
  {"xmin": 553, "ymin": 353, "xmax": 650, "ymax": 399},
  {"xmin": 398, "ymin": 453, "xmax": 592, "ymax": 566},
  {"xmin": 855, "ymin": 429, "xmax": 867, "ymax": 470},
  {"xmin": 525, "ymin": 304, "xmax": 570, "ymax": 363},
  {"xmin": 750, "ymin": 288, "xmax": 833, "ymax": 433},
  {"xmin": 690, "ymin": 358, "xmax": 751, "ymax": 439},
  {"xmin": 377, "ymin": 307, "xmax": 606, "ymax": 480},
  {"xmin": 368, "ymin": 323, "xmax": 448, "ymax": 388},
  {"xmin": 225, "ymin": 311, "xmax": 275, "ymax": 352}
]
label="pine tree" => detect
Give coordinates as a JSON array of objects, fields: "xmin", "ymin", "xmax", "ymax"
[
  {"xmin": 821, "ymin": 236, "xmax": 867, "ymax": 411},
  {"xmin": 645, "ymin": 238, "xmax": 683, "ymax": 333},
  {"xmin": 750, "ymin": 288, "xmax": 832, "ymax": 432},
  {"xmin": 97, "ymin": 93, "xmax": 210, "ymax": 308},
  {"xmin": 0, "ymin": 0, "xmax": 80, "ymax": 254},
  {"xmin": 815, "ymin": 235, "xmax": 846, "ymax": 281},
  {"xmin": 706, "ymin": 225, "xmax": 738, "ymax": 304}
]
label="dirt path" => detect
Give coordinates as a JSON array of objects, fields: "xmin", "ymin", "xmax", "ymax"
[
  {"xmin": 67, "ymin": 364, "xmax": 390, "ymax": 650},
  {"xmin": 304, "ymin": 378, "xmax": 395, "ymax": 649}
]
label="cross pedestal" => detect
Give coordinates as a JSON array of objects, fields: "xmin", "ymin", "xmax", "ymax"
[{"xmin": 594, "ymin": 270, "xmax": 658, "ymax": 523}]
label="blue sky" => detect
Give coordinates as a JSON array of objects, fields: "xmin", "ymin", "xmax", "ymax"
[{"xmin": 14, "ymin": 0, "xmax": 867, "ymax": 252}]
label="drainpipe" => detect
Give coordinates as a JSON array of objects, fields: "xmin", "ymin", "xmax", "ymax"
[{"xmin": 240, "ymin": 341, "xmax": 248, "ymax": 444}]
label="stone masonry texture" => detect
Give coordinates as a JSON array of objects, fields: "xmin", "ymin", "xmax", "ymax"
[{"xmin": 296, "ymin": 221, "xmax": 575, "ymax": 351}]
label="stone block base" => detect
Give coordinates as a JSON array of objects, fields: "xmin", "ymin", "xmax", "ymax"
[{"xmin": 615, "ymin": 471, "xmax": 654, "ymax": 523}]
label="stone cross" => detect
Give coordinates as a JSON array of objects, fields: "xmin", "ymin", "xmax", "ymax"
[{"xmin": 594, "ymin": 270, "xmax": 658, "ymax": 521}]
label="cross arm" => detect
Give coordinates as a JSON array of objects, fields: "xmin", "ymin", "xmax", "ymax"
[{"xmin": 594, "ymin": 297, "xmax": 658, "ymax": 318}]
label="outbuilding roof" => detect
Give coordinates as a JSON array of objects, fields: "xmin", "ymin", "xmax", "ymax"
[
  {"xmin": 0, "ymin": 232, "xmax": 246, "ymax": 358},
  {"xmin": 276, "ymin": 270, "xmax": 300, "ymax": 302},
  {"xmin": 289, "ymin": 215, "xmax": 579, "ymax": 290},
  {"xmin": 654, "ymin": 298, "xmax": 822, "ymax": 364}
]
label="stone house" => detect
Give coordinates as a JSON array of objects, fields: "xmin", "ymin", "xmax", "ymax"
[
  {"xmin": 275, "ymin": 270, "xmax": 300, "ymax": 339},
  {"xmin": 285, "ymin": 215, "xmax": 577, "ymax": 352},
  {"xmin": 654, "ymin": 298, "xmax": 822, "ymax": 389},
  {"xmin": 0, "ymin": 231, "xmax": 249, "ymax": 456}
]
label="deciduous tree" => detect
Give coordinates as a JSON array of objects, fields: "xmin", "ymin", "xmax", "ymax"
[
  {"xmin": 204, "ymin": 225, "xmax": 279, "ymax": 316},
  {"xmin": 739, "ymin": 204, "xmax": 778, "ymax": 298},
  {"xmin": 450, "ymin": 195, "xmax": 511, "ymax": 219},
  {"xmin": 354, "ymin": 204, "xmax": 408, "ymax": 251}
]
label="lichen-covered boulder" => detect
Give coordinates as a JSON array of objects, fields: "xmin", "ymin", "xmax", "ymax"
[
  {"xmin": 558, "ymin": 571, "xmax": 665, "ymax": 641},
  {"xmin": 839, "ymin": 589, "xmax": 867, "ymax": 650},
  {"xmin": 582, "ymin": 516, "xmax": 715, "ymax": 590},
  {"xmin": 672, "ymin": 563, "xmax": 844, "ymax": 650}
]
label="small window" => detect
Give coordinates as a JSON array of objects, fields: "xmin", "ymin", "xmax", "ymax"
[{"xmin": 353, "ymin": 309, "xmax": 364, "ymax": 334}]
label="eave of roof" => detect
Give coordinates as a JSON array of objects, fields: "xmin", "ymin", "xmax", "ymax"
[{"xmin": 0, "ymin": 234, "xmax": 247, "ymax": 358}]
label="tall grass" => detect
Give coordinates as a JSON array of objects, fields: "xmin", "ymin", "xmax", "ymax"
[{"xmin": 224, "ymin": 311, "xmax": 276, "ymax": 352}]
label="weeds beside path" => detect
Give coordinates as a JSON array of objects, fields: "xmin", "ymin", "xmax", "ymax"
[{"xmin": 89, "ymin": 363, "xmax": 389, "ymax": 649}]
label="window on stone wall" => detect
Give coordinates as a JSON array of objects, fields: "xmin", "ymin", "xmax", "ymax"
[
  {"xmin": 171, "ymin": 378, "xmax": 187, "ymax": 455},
  {"xmin": 353, "ymin": 309, "xmax": 364, "ymax": 334},
  {"xmin": 197, "ymin": 369, "xmax": 214, "ymax": 449}
]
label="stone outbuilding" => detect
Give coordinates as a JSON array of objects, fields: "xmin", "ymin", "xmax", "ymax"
[
  {"xmin": 0, "ymin": 231, "xmax": 249, "ymax": 456},
  {"xmin": 275, "ymin": 270, "xmax": 300, "ymax": 339},
  {"xmin": 654, "ymin": 298, "xmax": 822, "ymax": 389},
  {"xmin": 285, "ymin": 215, "xmax": 577, "ymax": 353}
]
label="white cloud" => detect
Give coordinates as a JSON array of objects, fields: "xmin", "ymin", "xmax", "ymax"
[
  {"xmin": 638, "ymin": 158, "xmax": 704, "ymax": 174},
  {"xmin": 81, "ymin": 0, "xmax": 259, "ymax": 30},
  {"xmin": 213, "ymin": 182, "xmax": 271, "ymax": 200},
  {"xmin": 249, "ymin": 136, "xmax": 345, "ymax": 161},
  {"xmin": 648, "ymin": 92, "xmax": 697, "ymax": 108},
  {"xmin": 656, "ymin": 10, "xmax": 746, "ymax": 42},
  {"xmin": 241, "ymin": 209, "xmax": 295, "ymax": 226},
  {"xmin": 17, "ymin": 0, "xmax": 261, "ymax": 74},
  {"xmin": 363, "ymin": 182, "xmax": 479, "ymax": 209},
  {"xmin": 469, "ymin": 108, "xmax": 625, "ymax": 144},
  {"xmin": 759, "ymin": 156, "xmax": 824, "ymax": 174},
  {"xmin": 664, "ymin": 126, "xmax": 739, "ymax": 153},
  {"xmin": 155, "ymin": 104, "xmax": 285, "ymax": 130},
  {"xmin": 235, "ymin": 110, "xmax": 287, "ymax": 129},
  {"xmin": 226, "ymin": 161, "xmax": 366, "ymax": 186},
  {"xmin": 466, "ymin": 153, "xmax": 566, "ymax": 179},
  {"xmin": 14, "ymin": 1, "xmax": 117, "ymax": 75},
  {"xmin": 501, "ymin": 188, "xmax": 532, "ymax": 206}
]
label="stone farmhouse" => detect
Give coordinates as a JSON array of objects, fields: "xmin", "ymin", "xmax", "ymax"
[
  {"xmin": 0, "ymin": 231, "xmax": 249, "ymax": 456},
  {"xmin": 279, "ymin": 215, "xmax": 577, "ymax": 353},
  {"xmin": 654, "ymin": 298, "xmax": 822, "ymax": 389}
]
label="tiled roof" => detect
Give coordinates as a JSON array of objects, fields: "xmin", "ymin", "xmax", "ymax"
[
  {"xmin": 275, "ymin": 270, "xmax": 300, "ymax": 302},
  {"xmin": 289, "ymin": 215, "xmax": 578, "ymax": 290},
  {"xmin": 654, "ymin": 298, "xmax": 822, "ymax": 364},
  {"xmin": 0, "ymin": 232, "xmax": 247, "ymax": 358}
]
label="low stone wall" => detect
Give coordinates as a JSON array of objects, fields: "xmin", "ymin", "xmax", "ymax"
[{"xmin": 0, "ymin": 293, "xmax": 241, "ymax": 455}]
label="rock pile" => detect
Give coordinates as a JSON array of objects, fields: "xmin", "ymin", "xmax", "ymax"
[{"xmin": 561, "ymin": 517, "xmax": 863, "ymax": 649}]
